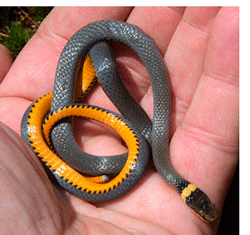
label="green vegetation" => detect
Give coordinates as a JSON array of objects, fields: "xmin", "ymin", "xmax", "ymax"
[{"xmin": 0, "ymin": 7, "xmax": 52, "ymax": 58}]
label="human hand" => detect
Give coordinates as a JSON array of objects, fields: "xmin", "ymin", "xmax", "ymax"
[{"xmin": 0, "ymin": 7, "xmax": 238, "ymax": 234}]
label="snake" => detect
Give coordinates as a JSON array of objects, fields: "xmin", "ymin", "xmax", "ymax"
[{"xmin": 21, "ymin": 20, "xmax": 217, "ymax": 222}]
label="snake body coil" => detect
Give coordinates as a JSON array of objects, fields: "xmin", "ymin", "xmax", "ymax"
[{"xmin": 21, "ymin": 20, "xmax": 217, "ymax": 222}]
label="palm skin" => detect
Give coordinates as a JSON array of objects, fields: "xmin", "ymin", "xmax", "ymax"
[{"xmin": 0, "ymin": 7, "xmax": 238, "ymax": 234}]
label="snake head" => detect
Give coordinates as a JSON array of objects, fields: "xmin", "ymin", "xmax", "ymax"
[{"xmin": 185, "ymin": 187, "xmax": 218, "ymax": 222}]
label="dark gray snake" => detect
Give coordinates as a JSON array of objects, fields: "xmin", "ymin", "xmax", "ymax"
[{"xmin": 21, "ymin": 20, "xmax": 217, "ymax": 222}]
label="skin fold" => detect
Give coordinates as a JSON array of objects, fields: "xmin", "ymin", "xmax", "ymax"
[{"xmin": 0, "ymin": 7, "xmax": 238, "ymax": 234}]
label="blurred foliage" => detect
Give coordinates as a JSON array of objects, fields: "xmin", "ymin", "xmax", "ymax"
[{"xmin": 0, "ymin": 7, "xmax": 52, "ymax": 58}]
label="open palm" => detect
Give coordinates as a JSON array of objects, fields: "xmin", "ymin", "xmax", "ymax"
[{"xmin": 0, "ymin": 7, "xmax": 238, "ymax": 234}]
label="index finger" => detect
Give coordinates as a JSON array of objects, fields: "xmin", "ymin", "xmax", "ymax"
[{"xmin": 0, "ymin": 7, "xmax": 132, "ymax": 100}]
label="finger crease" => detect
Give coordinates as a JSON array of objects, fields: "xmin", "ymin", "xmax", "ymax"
[
  {"xmin": 181, "ymin": 122, "xmax": 238, "ymax": 155},
  {"xmin": 203, "ymin": 71, "xmax": 238, "ymax": 89},
  {"xmin": 182, "ymin": 18, "xmax": 210, "ymax": 37}
]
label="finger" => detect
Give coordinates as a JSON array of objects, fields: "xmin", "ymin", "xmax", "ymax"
[
  {"xmin": 128, "ymin": 7, "xmax": 185, "ymax": 54},
  {"xmin": 205, "ymin": 7, "xmax": 239, "ymax": 83},
  {"xmin": 170, "ymin": 7, "xmax": 239, "ymax": 208},
  {"xmin": 0, "ymin": 97, "xmax": 30, "ymax": 134},
  {"xmin": 0, "ymin": 122, "xmax": 73, "ymax": 234},
  {"xmin": 0, "ymin": 7, "xmax": 132, "ymax": 100},
  {"xmin": 0, "ymin": 45, "xmax": 13, "ymax": 83},
  {"xmin": 128, "ymin": 7, "xmax": 220, "ymax": 120},
  {"xmin": 166, "ymin": 7, "xmax": 221, "ymax": 129}
]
